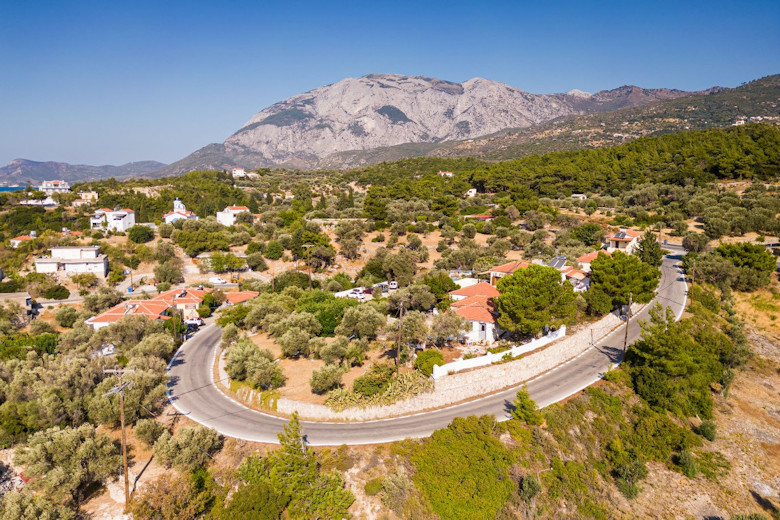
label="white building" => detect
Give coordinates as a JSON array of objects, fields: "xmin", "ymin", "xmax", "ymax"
[
  {"xmin": 35, "ymin": 246, "xmax": 108, "ymax": 277},
  {"xmin": 78, "ymin": 191, "xmax": 99, "ymax": 202},
  {"xmin": 163, "ymin": 198, "xmax": 198, "ymax": 224},
  {"xmin": 9, "ymin": 232, "xmax": 36, "ymax": 248},
  {"xmin": 38, "ymin": 180, "xmax": 71, "ymax": 195},
  {"xmin": 605, "ymin": 229, "xmax": 641, "ymax": 254},
  {"xmin": 447, "ymin": 283, "xmax": 502, "ymax": 344},
  {"xmin": 465, "ymin": 188, "xmax": 477, "ymax": 198},
  {"xmin": 72, "ymin": 199, "xmax": 90, "ymax": 208},
  {"xmin": 91, "ymin": 208, "xmax": 136, "ymax": 232},
  {"xmin": 231, "ymin": 167, "xmax": 246, "ymax": 178},
  {"xmin": 571, "ymin": 193, "xmax": 587, "ymax": 200},
  {"xmin": 576, "ymin": 250, "xmax": 611, "ymax": 273},
  {"xmin": 437, "ymin": 170, "xmax": 454, "ymax": 178},
  {"xmin": 216, "ymin": 205, "xmax": 250, "ymax": 227}
]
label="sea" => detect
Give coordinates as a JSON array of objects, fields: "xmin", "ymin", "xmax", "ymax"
[{"xmin": 0, "ymin": 186, "xmax": 23, "ymax": 192}]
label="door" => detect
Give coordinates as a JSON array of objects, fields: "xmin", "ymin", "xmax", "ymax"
[{"xmin": 479, "ymin": 323, "xmax": 487, "ymax": 341}]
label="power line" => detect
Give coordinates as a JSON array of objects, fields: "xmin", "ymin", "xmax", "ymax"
[{"xmin": 103, "ymin": 368, "xmax": 135, "ymax": 508}]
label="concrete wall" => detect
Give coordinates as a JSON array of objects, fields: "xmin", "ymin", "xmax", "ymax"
[{"xmin": 434, "ymin": 326, "xmax": 566, "ymax": 379}]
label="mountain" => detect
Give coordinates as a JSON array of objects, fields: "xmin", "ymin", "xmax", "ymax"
[
  {"xmin": 155, "ymin": 74, "xmax": 718, "ymax": 175},
  {"xmin": 0, "ymin": 159, "xmax": 168, "ymax": 186}
]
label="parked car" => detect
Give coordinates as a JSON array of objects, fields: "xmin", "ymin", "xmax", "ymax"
[
  {"xmin": 185, "ymin": 317, "xmax": 205, "ymax": 327},
  {"xmin": 209, "ymin": 276, "xmax": 227, "ymax": 285}
]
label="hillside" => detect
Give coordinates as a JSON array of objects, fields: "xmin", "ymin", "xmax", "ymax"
[
  {"xmin": 0, "ymin": 159, "xmax": 167, "ymax": 186},
  {"xmin": 154, "ymin": 74, "xmax": 717, "ymax": 175}
]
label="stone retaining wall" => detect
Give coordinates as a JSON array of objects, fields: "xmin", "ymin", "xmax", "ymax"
[{"xmin": 268, "ymin": 305, "xmax": 642, "ymax": 421}]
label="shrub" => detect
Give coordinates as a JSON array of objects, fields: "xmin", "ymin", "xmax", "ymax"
[
  {"xmin": 677, "ymin": 450, "xmax": 699, "ymax": 478},
  {"xmin": 43, "ymin": 285, "xmax": 69, "ymax": 300},
  {"xmin": 134, "ymin": 419, "xmax": 166, "ymax": 448},
  {"xmin": 697, "ymin": 420, "xmax": 717, "ymax": 441},
  {"xmin": 511, "ymin": 386, "xmax": 543, "ymax": 425},
  {"xmin": 310, "ymin": 365, "xmax": 344, "ymax": 394},
  {"xmin": 157, "ymin": 223, "xmax": 174, "ymax": 238},
  {"xmin": 156, "ymin": 282, "xmax": 171, "ymax": 292},
  {"xmin": 55, "ymin": 306, "xmax": 79, "ymax": 328},
  {"xmin": 264, "ymin": 240, "xmax": 284, "ymax": 260},
  {"xmin": 153, "ymin": 426, "xmax": 222, "ymax": 471},
  {"xmin": 353, "ymin": 364, "xmax": 394, "ymax": 397},
  {"xmin": 128, "ymin": 225, "xmax": 155, "ymax": 244},
  {"xmin": 364, "ymin": 478, "xmax": 383, "ymax": 496},
  {"xmin": 414, "ymin": 349, "xmax": 444, "ymax": 376}
]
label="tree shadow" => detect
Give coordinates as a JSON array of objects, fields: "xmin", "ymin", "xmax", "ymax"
[{"xmin": 751, "ymin": 489, "xmax": 779, "ymax": 514}]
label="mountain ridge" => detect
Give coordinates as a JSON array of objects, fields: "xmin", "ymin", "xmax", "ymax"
[{"xmin": 0, "ymin": 159, "xmax": 167, "ymax": 186}]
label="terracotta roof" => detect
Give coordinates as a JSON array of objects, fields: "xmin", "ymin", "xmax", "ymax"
[
  {"xmin": 563, "ymin": 268, "xmax": 588, "ymax": 281},
  {"xmin": 453, "ymin": 299, "xmax": 497, "ymax": 323},
  {"xmin": 154, "ymin": 288, "xmax": 210, "ymax": 306},
  {"xmin": 489, "ymin": 260, "xmax": 529, "ymax": 274},
  {"xmin": 451, "ymin": 295, "xmax": 494, "ymax": 309},
  {"xmin": 11, "ymin": 235, "xmax": 33, "ymax": 241},
  {"xmin": 163, "ymin": 210, "xmax": 196, "ymax": 217},
  {"xmin": 122, "ymin": 208, "xmax": 134, "ymax": 213},
  {"xmin": 227, "ymin": 205, "xmax": 249, "ymax": 211},
  {"xmin": 449, "ymin": 282, "xmax": 500, "ymax": 298},
  {"xmin": 86, "ymin": 300, "xmax": 171, "ymax": 324},
  {"xmin": 225, "ymin": 291, "xmax": 260, "ymax": 304},
  {"xmin": 577, "ymin": 250, "xmax": 611, "ymax": 263}
]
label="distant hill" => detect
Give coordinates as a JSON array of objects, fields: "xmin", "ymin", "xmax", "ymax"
[
  {"xmin": 153, "ymin": 73, "xmax": 719, "ymax": 176},
  {"xmin": 0, "ymin": 159, "xmax": 168, "ymax": 186}
]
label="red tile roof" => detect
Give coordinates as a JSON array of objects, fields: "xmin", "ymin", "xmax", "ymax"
[
  {"xmin": 489, "ymin": 260, "xmax": 529, "ymax": 274},
  {"xmin": 576, "ymin": 250, "xmax": 611, "ymax": 263},
  {"xmin": 452, "ymin": 298, "xmax": 497, "ymax": 323},
  {"xmin": 449, "ymin": 282, "xmax": 500, "ymax": 299},
  {"xmin": 11, "ymin": 235, "xmax": 33, "ymax": 242},
  {"xmin": 86, "ymin": 300, "xmax": 171, "ymax": 324},
  {"xmin": 226, "ymin": 291, "xmax": 260, "ymax": 304},
  {"xmin": 227, "ymin": 205, "xmax": 249, "ymax": 211}
]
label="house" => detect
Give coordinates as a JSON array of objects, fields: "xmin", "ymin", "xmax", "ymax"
[
  {"xmin": 216, "ymin": 205, "xmax": 250, "ymax": 227},
  {"xmin": 576, "ymin": 250, "xmax": 611, "ymax": 273},
  {"xmin": 84, "ymin": 287, "xmax": 260, "ymax": 329},
  {"xmin": 605, "ymin": 229, "xmax": 641, "ymax": 254},
  {"xmin": 448, "ymin": 282, "xmax": 500, "ymax": 302},
  {"xmin": 560, "ymin": 266, "xmax": 590, "ymax": 292},
  {"xmin": 90, "ymin": 208, "xmax": 136, "ymax": 232},
  {"xmin": 488, "ymin": 260, "xmax": 529, "ymax": 285},
  {"xmin": 78, "ymin": 191, "xmax": 99, "ymax": 202},
  {"xmin": 163, "ymin": 198, "xmax": 198, "ymax": 224},
  {"xmin": 437, "ymin": 171, "xmax": 454, "ymax": 178},
  {"xmin": 85, "ymin": 300, "xmax": 171, "ymax": 330},
  {"xmin": 451, "ymin": 296, "xmax": 500, "ymax": 344},
  {"xmin": 72, "ymin": 199, "xmax": 90, "ymax": 208},
  {"xmin": 35, "ymin": 246, "xmax": 108, "ymax": 277},
  {"xmin": 447, "ymin": 283, "xmax": 501, "ymax": 344},
  {"xmin": 465, "ymin": 188, "xmax": 477, "ymax": 198},
  {"xmin": 571, "ymin": 193, "xmax": 587, "ymax": 200},
  {"xmin": 231, "ymin": 167, "xmax": 246, "ymax": 178},
  {"xmin": 10, "ymin": 233, "xmax": 35, "ymax": 248},
  {"xmin": 38, "ymin": 180, "xmax": 71, "ymax": 195}
]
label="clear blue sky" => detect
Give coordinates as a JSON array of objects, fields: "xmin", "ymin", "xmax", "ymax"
[{"xmin": 1, "ymin": 0, "xmax": 778, "ymax": 166}]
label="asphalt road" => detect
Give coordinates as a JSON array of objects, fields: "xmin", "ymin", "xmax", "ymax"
[{"xmin": 166, "ymin": 255, "xmax": 688, "ymax": 445}]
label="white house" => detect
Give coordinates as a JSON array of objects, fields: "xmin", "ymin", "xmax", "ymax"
[
  {"xmin": 605, "ymin": 229, "xmax": 641, "ymax": 254},
  {"xmin": 163, "ymin": 198, "xmax": 198, "ymax": 224},
  {"xmin": 72, "ymin": 199, "xmax": 90, "ymax": 208},
  {"xmin": 447, "ymin": 283, "xmax": 501, "ymax": 344},
  {"xmin": 38, "ymin": 180, "xmax": 71, "ymax": 195},
  {"xmin": 465, "ymin": 188, "xmax": 477, "ymax": 198},
  {"xmin": 216, "ymin": 205, "xmax": 250, "ymax": 227},
  {"xmin": 78, "ymin": 191, "xmax": 99, "ymax": 202},
  {"xmin": 90, "ymin": 208, "xmax": 136, "ymax": 232},
  {"xmin": 231, "ymin": 167, "xmax": 246, "ymax": 178},
  {"xmin": 487, "ymin": 260, "xmax": 529, "ymax": 286},
  {"xmin": 571, "ymin": 193, "xmax": 587, "ymax": 200},
  {"xmin": 35, "ymin": 246, "xmax": 108, "ymax": 277},
  {"xmin": 10, "ymin": 232, "xmax": 36, "ymax": 248},
  {"xmin": 437, "ymin": 170, "xmax": 454, "ymax": 178}
]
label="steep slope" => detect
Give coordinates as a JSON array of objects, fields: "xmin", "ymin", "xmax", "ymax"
[
  {"xmin": 156, "ymin": 73, "xmax": 713, "ymax": 174},
  {"xmin": 0, "ymin": 159, "xmax": 168, "ymax": 185}
]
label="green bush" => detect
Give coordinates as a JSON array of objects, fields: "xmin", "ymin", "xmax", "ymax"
[
  {"xmin": 55, "ymin": 306, "xmax": 79, "ymax": 328},
  {"xmin": 511, "ymin": 386, "xmax": 543, "ymax": 425},
  {"xmin": 310, "ymin": 365, "xmax": 343, "ymax": 394},
  {"xmin": 134, "ymin": 419, "xmax": 166, "ymax": 448},
  {"xmin": 264, "ymin": 240, "xmax": 284, "ymax": 260},
  {"xmin": 364, "ymin": 478, "xmax": 383, "ymax": 496},
  {"xmin": 128, "ymin": 225, "xmax": 155, "ymax": 244},
  {"xmin": 697, "ymin": 420, "xmax": 717, "ymax": 441},
  {"xmin": 43, "ymin": 285, "xmax": 70, "ymax": 300},
  {"xmin": 677, "ymin": 450, "xmax": 699, "ymax": 478},
  {"xmin": 352, "ymin": 364, "xmax": 394, "ymax": 397},
  {"xmin": 414, "ymin": 349, "xmax": 444, "ymax": 376}
]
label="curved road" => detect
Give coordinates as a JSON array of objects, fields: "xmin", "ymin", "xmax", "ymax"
[{"xmin": 167, "ymin": 254, "xmax": 687, "ymax": 445}]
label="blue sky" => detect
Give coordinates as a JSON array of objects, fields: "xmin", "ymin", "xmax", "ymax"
[{"xmin": 1, "ymin": 0, "xmax": 778, "ymax": 166}]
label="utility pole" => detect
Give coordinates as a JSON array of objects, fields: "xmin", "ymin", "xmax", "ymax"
[
  {"xmin": 690, "ymin": 256, "xmax": 696, "ymax": 302},
  {"xmin": 622, "ymin": 293, "xmax": 633, "ymax": 355},
  {"xmin": 103, "ymin": 368, "xmax": 135, "ymax": 508},
  {"xmin": 395, "ymin": 301, "xmax": 406, "ymax": 371}
]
